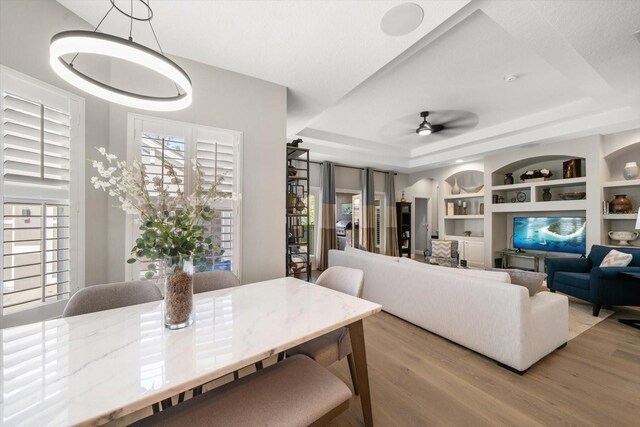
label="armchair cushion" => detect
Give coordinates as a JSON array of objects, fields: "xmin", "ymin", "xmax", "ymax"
[
  {"xmin": 431, "ymin": 240, "xmax": 453, "ymax": 258},
  {"xmin": 599, "ymin": 249, "xmax": 633, "ymax": 267},
  {"xmin": 555, "ymin": 272, "xmax": 590, "ymax": 290},
  {"xmin": 545, "ymin": 257, "xmax": 590, "ymax": 289}
]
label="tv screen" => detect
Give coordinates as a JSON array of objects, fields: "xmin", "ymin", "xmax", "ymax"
[{"xmin": 513, "ymin": 217, "xmax": 586, "ymax": 254}]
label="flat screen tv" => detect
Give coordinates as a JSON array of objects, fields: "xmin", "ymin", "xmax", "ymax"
[{"xmin": 513, "ymin": 217, "xmax": 586, "ymax": 254}]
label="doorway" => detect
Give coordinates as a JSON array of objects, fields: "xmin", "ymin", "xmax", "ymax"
[{"xmin": 414, "ymin": 197, "xmax": 430, "ymax": 258}]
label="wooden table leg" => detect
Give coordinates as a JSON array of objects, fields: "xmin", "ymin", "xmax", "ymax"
[{"xmin": 347, "ymin": 319, "xmax": 373, "ymax": 427}]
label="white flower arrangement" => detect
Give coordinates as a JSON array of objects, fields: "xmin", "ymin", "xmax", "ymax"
[{"xmin": 90, "ymin": 147, "xmax": 227, "ymax": 277}]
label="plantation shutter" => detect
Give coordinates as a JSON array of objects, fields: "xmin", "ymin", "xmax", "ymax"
[
  {"xmin": 195, "ymin": 128, "xmax": 240, "ymax": 273},
  {"xmin": 1, "ymin": 72, "xmax": 79, "ymax": 314},
  {"xmin": 2, "ymin": 92, "xmax": 71, "ymax": 200}
]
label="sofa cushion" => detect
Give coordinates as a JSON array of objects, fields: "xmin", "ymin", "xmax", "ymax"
[
  {"xmin": 600, "ymin": 249, "xmax": 633, "ymax": 267},
  {"xmin": 399, "ymin": 258, "xmax": 511, "ymax": 283},
  {"xmin": 588, "ymin": 245, "xmax": 640, "ymax": 267},
  {"xmin": 555, "ymin": 272, "xmax": 590, "ymax": 290},
  {"xmin": 344, "ymin": 245, "xmax": 398, "ymax": 263}
]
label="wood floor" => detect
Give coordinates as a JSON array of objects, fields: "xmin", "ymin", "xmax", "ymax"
[{"xmin": 325, "ymin": 308, "xmax": 640, "ymax": 427}]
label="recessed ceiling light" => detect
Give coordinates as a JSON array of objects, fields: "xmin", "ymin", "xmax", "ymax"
[
  {"xmin": 455, "ymin": 159, "xmax": 464, "ymax": 164},
  {"xmin": 503, "ymin": 74, "xmax": 518, "ymax": 82},
  {"xmin": 380, "ymin": 3, "xmax": 424, "ymax": 37}
]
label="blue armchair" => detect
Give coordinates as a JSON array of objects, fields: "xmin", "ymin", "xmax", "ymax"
[{"xmin": 545, "ymin": 245, "xmax": 640, "ymax": 316}]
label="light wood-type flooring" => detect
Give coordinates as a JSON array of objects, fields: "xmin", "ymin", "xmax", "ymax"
[{"xmin": 325, "ymin": 308, "xmax": 640, "ymax": 426}]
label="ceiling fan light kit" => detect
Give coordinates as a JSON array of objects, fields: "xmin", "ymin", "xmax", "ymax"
[{"xmin": 49, "ymin": 0, "xmax": 192, "ymax": 111}]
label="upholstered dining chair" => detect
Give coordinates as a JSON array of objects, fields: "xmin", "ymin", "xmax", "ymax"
[
  {"xmin": 193, "ymin": 270, "xmax": 241, "ymax": 293},
  {"xmin": 62, "ymin": 280, "xmax": 162, "ymax": 317},
  {"xmin": 286, "ymin": 266, "xmax": 365, "ymax": 394},
  {"xmin": 176, "ymin": 270, "xmax": 243, "ymax": 405}
]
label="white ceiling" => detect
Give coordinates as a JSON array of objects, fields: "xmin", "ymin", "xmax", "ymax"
[{"xmin": 57, "ymin": 0, "xmax": 640, "ymax": 173}]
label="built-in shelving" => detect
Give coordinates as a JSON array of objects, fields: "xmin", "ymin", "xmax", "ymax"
[
  {"xmin": 603, "ymin": 213, "xmax": 637, "ymax": 220},
  {"xmin": 444, "ymin": 215, "xmax": 484, "ymax": 219},
  {"xmin": 491, "ymin": 177, "xmax": 586, "ymax": 191},
  {"xmin": 443, "ymin": 193, "xmax": 484, "ymax": 201},
  {"xmin": 492, "ymin": 200, "xmax": 587, "ymax": 213},
  {"xmin": 603, "ymin": 178, "xmax": 640, "ymax": 188}
]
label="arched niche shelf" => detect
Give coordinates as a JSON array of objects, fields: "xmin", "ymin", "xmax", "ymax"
[
  {"xmin": 603, "ymin": 141, "xmax": 640, "ymax": 182},
  {"xmin": 492, "ymin": 155, "xmax": 586, "ymax": 187},
  {"xmin": 444, "ymin": 169, "xmax": 484, "ymax": 195}
]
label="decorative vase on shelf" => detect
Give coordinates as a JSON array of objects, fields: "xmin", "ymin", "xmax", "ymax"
[
  {"xmin": 608, "ymin": 231, "xmax": 639, "ymax": 246},
  {"xmin": 609, "ymin": 194, "xmax": 633, "ymax": 213},
  {"xmin": 504, "ymin": 173, "xmax": 514, "ymax": 185},
  {"xmin": 164, "ymin": 256, "xmax": 194, "ymax": 330},
  {"xmin": 542, "ymin": 188, "xmax": 552, "ymax": 201},
  {"xmin": 623, "ymin": 162, "xmax": 639, "ymax": 180},
  {"xmin": 287, "ymin": 192, "xmax": 296, "ymax": 214},
  {"xmin": 295, "ymin": 197, "xmax": 306, "ymax": 212},
  {"xmin": 451, "ymin": 178, "xmax": 461, "ymax": 195}
]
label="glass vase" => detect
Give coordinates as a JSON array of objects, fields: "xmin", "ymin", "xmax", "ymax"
[{"xmin": 164, "ymin": 255, "xmax": 194, "ymax": 330}]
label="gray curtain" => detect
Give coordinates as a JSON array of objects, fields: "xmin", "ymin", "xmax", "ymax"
[
  {"xmin": 385, "ymin": 172, "xmax": 399, "ymax": 256},
  {"xmin": 361, "ymin": 167, "xmax": 376, "ymax": 252},
  {"xmin": 318, "ymin": 162, "xmax": 336, "ymax": 271}
]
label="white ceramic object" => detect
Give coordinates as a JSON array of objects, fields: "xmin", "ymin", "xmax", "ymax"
[
  {"xmin": 608, "ymin": 230, "xmax": 639, "ymax": 246},
  {"xmin": 460, "ymin": 184, "xmax": 484, "ymax": 194},
  {"xmin": 451, "ymin": 177, "xmax": 461, "ymax": 195},
  {"xmin": 0, "ymin": 278, "xmax": 381, "ymax": 427},
  {"xmin": 623, "ymin": 162, "xmax": 639, "ymax": 180}
]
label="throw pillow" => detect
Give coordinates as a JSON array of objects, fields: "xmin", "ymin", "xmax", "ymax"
[
  {"xmin": 600, "ymin": 249, "xmax": 633, "ymax": 267},
  {"xmin": 488, "ymin": 268, "xmax": 546, "ymax": 296},
  {"xmin": 431, "ymin": 240, "xmax": 452, "ymax": 258}
]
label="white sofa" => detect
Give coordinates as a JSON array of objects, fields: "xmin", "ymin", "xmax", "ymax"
[{"xmin": 328, "ymin": 247, "xmax": 568, "ymax": 373}]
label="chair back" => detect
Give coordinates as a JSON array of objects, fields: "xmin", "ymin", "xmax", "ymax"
[
  {"xmin": 588, "ymin": 244, "xmax": 640, "ymax": 267},
  {"xmin": 63, "ymin": 281, "xmax": 162, "ymax": 317},
  {"xmin": 316, "ymin": 266, "xmax": 364, "ymax": 298},
  {"xmin": 194, "ymin": 271, "xmax": 241, "ymax": 294}
]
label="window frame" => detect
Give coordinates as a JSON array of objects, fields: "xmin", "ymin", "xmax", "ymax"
[
  {"xmin": 125, "ymin": 113, "xmax": 243, "ymax": 282},
  {"xmin": 0, "ymin": 65, "xmax": 85, "ymax": 325}
]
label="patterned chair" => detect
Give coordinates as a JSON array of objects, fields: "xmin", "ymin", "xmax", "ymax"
[{"xmin": 425, "ymin": 240, "xmax": 459, "ymax": 267}]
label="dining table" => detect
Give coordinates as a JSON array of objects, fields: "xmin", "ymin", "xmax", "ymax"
[{"xmin": 0, "ymin": 277, "xmax": 382, "ymax": 427}]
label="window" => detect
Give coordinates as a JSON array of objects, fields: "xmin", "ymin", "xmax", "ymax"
[
  {"xmin": 1, "ymin": 67, "xmax": 84, "ymax": 316},
  {"xmin": 128, "ymin": 115, "xmax": 242, "ymax": 280}
]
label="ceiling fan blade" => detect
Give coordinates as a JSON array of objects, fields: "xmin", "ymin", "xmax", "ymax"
[{"xmin": 430, "ymin": 124, "xmax": 445, "ymax": 133}]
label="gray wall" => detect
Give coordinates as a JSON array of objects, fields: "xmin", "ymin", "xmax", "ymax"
[{"xmin": 1, "ymin": 0, "xmax": 287, "ymax": 288}]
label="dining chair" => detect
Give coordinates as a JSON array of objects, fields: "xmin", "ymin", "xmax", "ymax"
[
  {"xmin": 62, "ymin": 281, "xmax": 162, "ymax": 317},
  {"xmin": 175, "ymin": 270, "xmax": 243, "ymax": 405},
  {"xmin": 286, "ymin": 266, "xmax": 365, "ymax": 394},
  {"xmin": 193, "ymin": 270, "xmax": 241, "ymax": 293}
]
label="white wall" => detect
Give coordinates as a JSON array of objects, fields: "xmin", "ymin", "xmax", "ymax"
[
  {"xmin": 0, "ymin": 0, "xmax": 287, "ymax": 291},
  {"xmin": 106, "ymin": 54, "xmax": 286, "ymax": 285}
]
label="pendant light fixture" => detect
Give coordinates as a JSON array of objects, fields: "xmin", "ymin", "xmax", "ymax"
[
  {"xmin": 50, "ymin": 0, "xmax": 192, "ymax": 111},
  {"xmin": 416, "ymin": 111, "xmax": 433, "ymax": 135}
]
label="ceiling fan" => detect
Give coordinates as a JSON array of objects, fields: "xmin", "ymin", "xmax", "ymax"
[{"xmin": 415, "ymin": 111, "xmax": 444, "ymax": 135}]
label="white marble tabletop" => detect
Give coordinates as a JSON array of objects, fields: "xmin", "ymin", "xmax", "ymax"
[{"xmin": 0, "ymin": 277, "xmax": 381, "ymax": 427}]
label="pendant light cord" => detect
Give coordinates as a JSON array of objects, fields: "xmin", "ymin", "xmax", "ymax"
[
  {"xmin": 69, "ymin": 4, "xmax": 116, "ymax": 66},
  {"xmin": 129, "ymin": 0, "xmax": 134, "ymax": 41},
  {"xmin": 148, "ymin": 14, "xmax": 182, "ymax": 96}
]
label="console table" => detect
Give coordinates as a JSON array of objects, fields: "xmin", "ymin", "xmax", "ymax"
[{"xmin": 500, "ymin": 250, "xmax": 546, "ymax": 272}]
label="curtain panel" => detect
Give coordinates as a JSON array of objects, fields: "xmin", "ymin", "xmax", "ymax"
[
  {"xmin": 361, "ymin": 167, "xmax": 376, "ymax": 252},
  {"xmin": 385, "ymin": 172, "xmax": 399, "ymax": 256},
  {"xmin": 318, "ymin": 162, "xmax": 336, "ymax": 270}
]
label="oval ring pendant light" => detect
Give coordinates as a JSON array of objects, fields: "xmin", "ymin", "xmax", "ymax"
[{"xmin": 50, "ymin": 0, "xmax": 192, "ymax": 111}]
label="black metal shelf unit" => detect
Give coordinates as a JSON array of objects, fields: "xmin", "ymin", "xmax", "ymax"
[
  {"xmin": 396, "ymin": 202, "xmax": 411, "ymax": 257},
  {"xmin": 286, "ymin": 146, "xmax": 311, "ymax": 281}
]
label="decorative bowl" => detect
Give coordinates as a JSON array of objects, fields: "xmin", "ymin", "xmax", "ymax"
[
  {"xmin": 608, "ymin": 231, "xmax": 639, "ymax": 246},
  {"xmin": 558, "ymin": 192, "xmax": 586, "ymax": 200}
]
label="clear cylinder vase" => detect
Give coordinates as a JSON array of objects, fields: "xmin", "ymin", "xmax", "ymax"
[{"xmin": 164, "ymin": 256, "xmax": 194, "ymax": 330}]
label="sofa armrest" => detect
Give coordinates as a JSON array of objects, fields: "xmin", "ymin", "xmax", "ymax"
[
  {"xmin": 545, "ymin": 257, "xmax": 591, "ymax": 289},
  {"xmin": 590, "ymin": 266, "xmax": 640, "ymax": 279}
]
